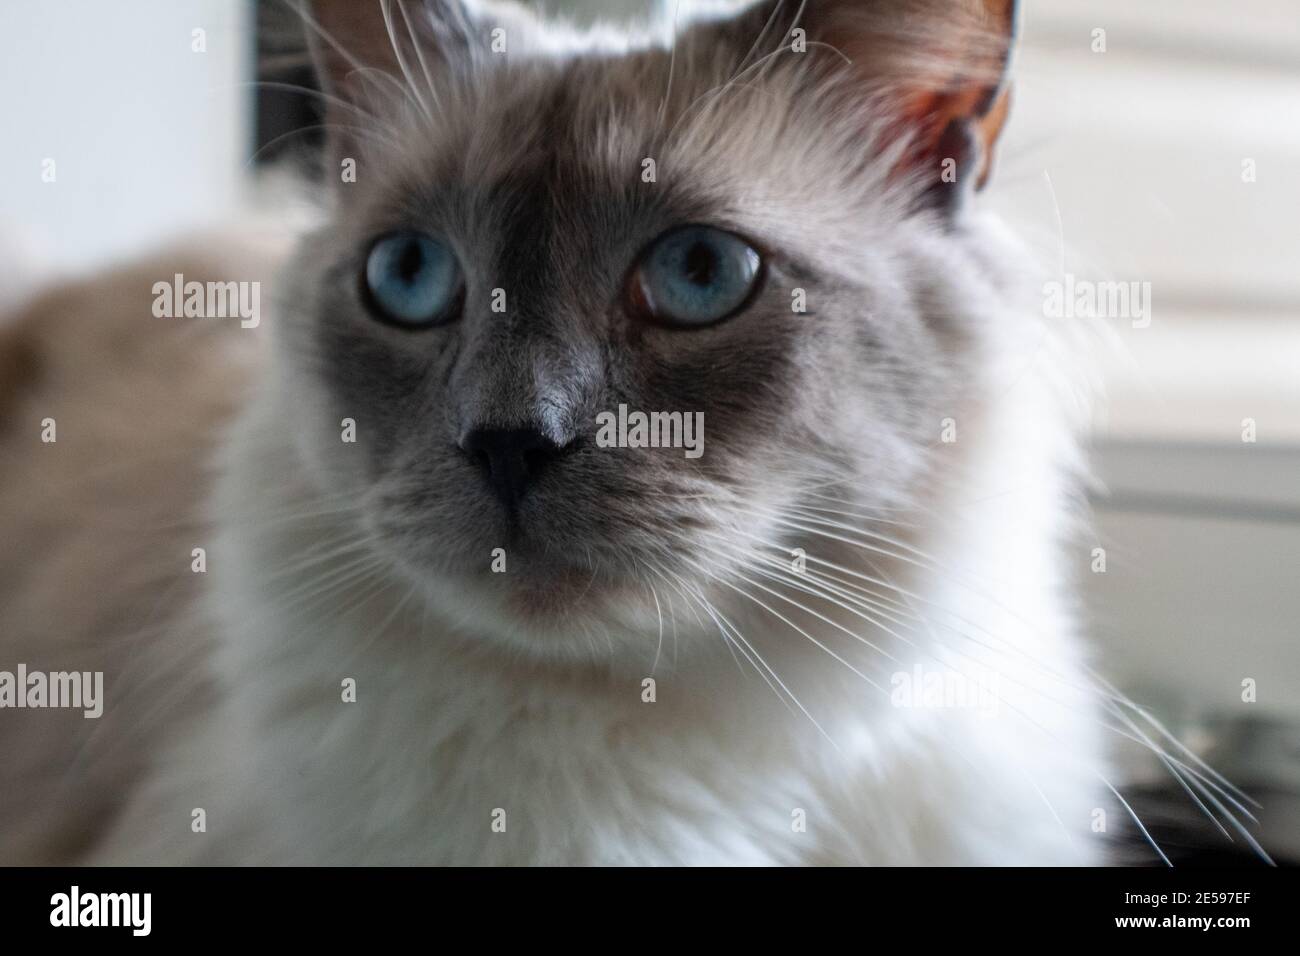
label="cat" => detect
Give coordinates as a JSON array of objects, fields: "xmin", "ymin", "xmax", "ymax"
[{"xmin": 0, "ymin": 0, "xmax": 1118, "ymax": 864}]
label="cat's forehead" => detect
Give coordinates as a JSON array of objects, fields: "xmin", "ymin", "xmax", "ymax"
[
  {"xmin": 410, "ymin": 56, "xmax": 693, "ymax": 198},
  {"xmin": 361, "ymin": 50, "xmax": 882, "ymax": 260}
]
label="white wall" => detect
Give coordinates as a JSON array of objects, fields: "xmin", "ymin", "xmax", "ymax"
[
  {"xmin": 0, "ymin": 0, "xmax": 248, "ymax": 292},
  {"xmin": 995, "ymin": 0, "xmax": 1300, "ymax": 443},
  {"xmin": 1001, "ymin": 1, "xmax": 1300, "ymax": 721}
]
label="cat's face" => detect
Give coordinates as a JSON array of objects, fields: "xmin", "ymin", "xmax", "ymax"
[{"xmin": 275, "ymin": 0, "xmax": 1016, "ymax": 660}]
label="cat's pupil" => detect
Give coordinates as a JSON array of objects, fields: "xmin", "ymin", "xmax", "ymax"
[
  {"xmin": 397, "ymin": 242, "xmax": 424, "ymax": 283},
  {"xmin": 683, "ymin": 242, "xmax": 717, "ymax": 287}
]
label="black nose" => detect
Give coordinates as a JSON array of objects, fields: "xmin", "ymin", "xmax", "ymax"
[{"xmin": 460, "ymin": 427, "xmax": 567, "ymax": 513}]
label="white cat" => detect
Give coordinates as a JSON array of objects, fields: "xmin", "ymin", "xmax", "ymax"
[{"xmin": 2, "ymin": 0, "xmax": 1117, "ymax": 864}]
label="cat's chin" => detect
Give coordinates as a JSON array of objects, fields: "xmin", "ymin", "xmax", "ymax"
[
  {"xmin": 493, "ymin": 562, "xmax": 623, "ymax": 620},
  {"xmin": 407, "ymin": 556, "xmax": 665, "ymax": 660}
]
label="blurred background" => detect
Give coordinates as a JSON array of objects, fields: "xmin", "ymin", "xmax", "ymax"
[{"xmin": 2, "ymin": 0, "xmax": 1297, "ymax": 863}]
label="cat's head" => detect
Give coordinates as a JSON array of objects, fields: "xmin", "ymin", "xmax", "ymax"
[{"xmin": 273, "ymin": 0, "xmax": 1020, "ymax": 661}]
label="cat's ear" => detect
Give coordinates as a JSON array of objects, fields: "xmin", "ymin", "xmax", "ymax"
[
  {"xmin": 818, "ymin": 0, "xmax": 1018, "ymax": 208},
  {"xmin": 707, "ymin": 0, "xmax": 1020, "ymax": 213},
  {"xmin": 303, "ymin": 0, "xmax": 478, "ymax": 123}
]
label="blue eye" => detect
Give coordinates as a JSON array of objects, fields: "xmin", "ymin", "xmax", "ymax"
[
  {"xmin": 629, "ymin": 225, "xmax": 763, "ymax": 328},
  {"xmin": 363, "ymin": 231, "xmax": 463, "ymax": 327}
]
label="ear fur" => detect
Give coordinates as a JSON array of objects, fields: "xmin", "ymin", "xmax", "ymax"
[
  {"xmin": 302, "ymin": 0, "xmax": 478, "ymax": 118},
  {"xmin": 688, "ymin": 0, "xmax": 1020, "ymax": 213}
]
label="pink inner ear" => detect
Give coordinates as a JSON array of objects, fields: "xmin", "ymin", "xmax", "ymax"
[
  {"xmin": 891, "ymin": 80, "xmax": 1012, "ymax": 191},
  {"xmin": 810, "ymin": 0, "xmax": 1018, "ymax": 194}
]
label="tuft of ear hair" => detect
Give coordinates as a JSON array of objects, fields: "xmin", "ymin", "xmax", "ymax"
[
  {"xmin": 709, "ymin": 0, "xmax": 1020, "ymax": 215},
  {"xmin": 301, "ymin": 0, "xmax": 478, "ymax": 119},
  {"xmin": 881, "ymin": 0, "xmax": 1018, "ymax": 209},
  {"xmin": 294, "ymin": 0, "xmax": 494, "ymax": 174}
]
